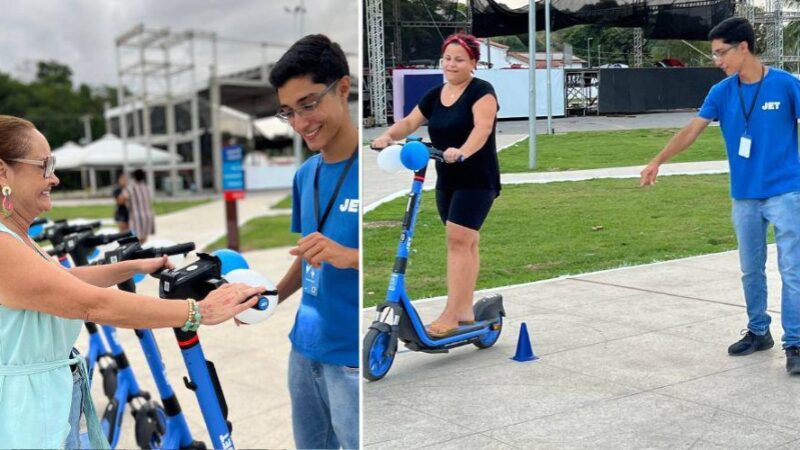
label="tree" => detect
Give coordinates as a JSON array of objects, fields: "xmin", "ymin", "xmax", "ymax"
[
  {"xmin": 0, "ymin": 61, "xmax": 118, "ymax": 151},
  {"xmin": 35, "ymin": 61, "xmax": 73, "ymax": 87}
]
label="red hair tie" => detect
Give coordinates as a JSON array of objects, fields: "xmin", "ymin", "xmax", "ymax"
[{"xmin": 443, "ymin": 35, "xmax": 478, "ymax": 61}]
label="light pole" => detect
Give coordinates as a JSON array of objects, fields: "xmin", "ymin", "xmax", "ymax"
[
  {"xmin": 285, "ymin": 0, "xmax": 306, "ymax": 168},
  {"xmin": 598, "ymin": 44, "xmax": 602, "ymax": 67},
  {"xmin": 587, "ymin": 37, "xmax": 593, "ymax": 68},
  {"xmin": 528, "ymin": 0, "xmax": 537, "ymax": 169}
]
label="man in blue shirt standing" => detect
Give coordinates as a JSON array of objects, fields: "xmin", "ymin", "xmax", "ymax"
[
  {"xmin": 640, "ymin": 17, "xmax": 800, "ymax": 374},
  {"xmin": 268, "ymin": 35, "xmax": 359, "ymax": 448}
]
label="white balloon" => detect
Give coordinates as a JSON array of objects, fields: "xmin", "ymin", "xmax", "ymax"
[
  {"xmin": 225, "ymin": 269, "xmax": 278, "ymax": 324},
  {"xmin": 376, "ymin": 144, "xmax": 406, "ymax": 174}
]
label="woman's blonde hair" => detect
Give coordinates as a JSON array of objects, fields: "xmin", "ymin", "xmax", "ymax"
[{"xmin": 0, "ymin": 115, "xmax": 36, "ymax": 162}]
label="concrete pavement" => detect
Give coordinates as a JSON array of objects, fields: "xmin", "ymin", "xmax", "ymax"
[
  {"xmin": 363, "ymin": 247, "xmax": 800, "ymax": 449},
  {"xmin": 73, "ymin": 190, "xmax": 300, "ymax": 449},
  {"xmin": 362, "ymin": 112, "xmax": 800, "ymax": 449}
]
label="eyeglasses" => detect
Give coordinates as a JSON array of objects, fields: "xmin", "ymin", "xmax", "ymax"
[
  {"xmin": 276, "ymin": 80, "xmax": 339, "ymax": 122},
  {"xmin": 712, "ymin": 44, "xmax": 738, "ymax": 60},
  {"xmin": 8, "ymin": 156, "xmax": 57, "ymax": 178}
]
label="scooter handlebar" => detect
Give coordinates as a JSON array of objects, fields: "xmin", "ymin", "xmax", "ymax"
[
  {"xmin": 47, "ymin": 243, "xmax": 65, "ymax": 256},
  {"xmin": 135, "ymin": 242, "xmax": 196, "ymax": 259},
  {"xmin": 88, "ymin": 230, "xmax": 134, "ymax": 246},
  {"xmin": 370, "ymin": 141, "xmax": 462, "ymax": 164}
]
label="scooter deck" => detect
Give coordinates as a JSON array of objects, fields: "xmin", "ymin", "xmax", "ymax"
[
  {"xmin": 403, "ymin": 319, "xmax": 500, "ymax": 353},
  {"xmin": 423, "ymin": 320, "xmax": 490, "ymax": 338}
]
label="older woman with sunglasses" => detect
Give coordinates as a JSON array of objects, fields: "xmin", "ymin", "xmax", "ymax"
[{"xmin": 0, "ymin": 115, "xmax": 265, "ymax": 449}]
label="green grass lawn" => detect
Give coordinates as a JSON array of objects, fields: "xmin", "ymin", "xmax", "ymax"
[
  {"xmin": 44, "ymin": 199, "xmax": 211, "ymax": 220},
  {"xmin": 272, "ymin": 195, "xmax": 293, "ymax": 209},
  {"xmin": 498, "ymin": 127, "xmax": 726, "ymax": 173},
  {"xmin": 204, "ymin": 215, "xmax": 297, "ymax": 252},
  {"xmin": 363, "ymin": 174, "xmax": 755, "ymax": 307}
]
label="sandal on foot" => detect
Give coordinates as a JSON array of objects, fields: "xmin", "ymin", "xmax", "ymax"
[{"xmin": 426, "ymin": 322, "xmax": 459, "ymax": 338}]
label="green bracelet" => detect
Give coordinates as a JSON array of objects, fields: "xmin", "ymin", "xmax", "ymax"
[{"xmin": 181, "ymin": 299, "xmax": 202, "ymax": 332}]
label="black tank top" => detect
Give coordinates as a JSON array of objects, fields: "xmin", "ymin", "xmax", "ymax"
[{"xmin": 417, "ymin": 77, "xmax": 501, "ymax": 191}]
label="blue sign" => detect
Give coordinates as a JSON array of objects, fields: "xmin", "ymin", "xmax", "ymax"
[{"xmin": 222, "ymin": 145, "xmax": 245, "ymax": 193}]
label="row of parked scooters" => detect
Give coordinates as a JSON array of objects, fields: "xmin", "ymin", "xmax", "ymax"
[{"xmin": 30, "ymin": 217, "xmax": 276, "ymax": 450}]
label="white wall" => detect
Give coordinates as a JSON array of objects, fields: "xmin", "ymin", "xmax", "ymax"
[
  {"xmin": 245, "ymin": 166, "xmax": 294, "ymax": 190},
  {"xmin": 392, "ymin": 68, "xmax": 566, "ymax": 120}
]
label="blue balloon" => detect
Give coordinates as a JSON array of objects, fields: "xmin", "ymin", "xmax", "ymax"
[
  {"xmin": 213, "ymin": 249, "xmax": 249, "ymax": 275},
  {"xmin": 28, "ymin": 224, "xmax": 44, "ymax": 239},
  {"xmin": 133, "ymin": 273, "xmax": 146, "ymax": 284},
  {"xmin": 400, "ymin": 141, "xmax": 430, "ymax": 171}
]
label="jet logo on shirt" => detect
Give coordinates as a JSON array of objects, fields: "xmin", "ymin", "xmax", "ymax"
[
  {"xmin": 762, "ymin": 101, "xmax": 781, "ymax": 111},
  {"xmin": 339, "ymin": 198, "xmax": 359, "ymax": 213}
]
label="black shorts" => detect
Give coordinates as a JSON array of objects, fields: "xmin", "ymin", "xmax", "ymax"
[{"xmin": 435, "ymin": 189, "xmax": 498, "ymax": 231}]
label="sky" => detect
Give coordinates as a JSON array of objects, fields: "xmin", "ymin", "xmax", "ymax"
[{"xmin": 0, "ymin": 0, "xmax": 359, "ymax": 88}]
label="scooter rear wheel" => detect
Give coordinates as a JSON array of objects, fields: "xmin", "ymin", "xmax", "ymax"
[
  {"xmin": 474, "ymin": 316, "xmax": 503, "ymax": 349},
  {"xmin": 363, "ymin": 328, "xmax": 396, "ymax": 381}
]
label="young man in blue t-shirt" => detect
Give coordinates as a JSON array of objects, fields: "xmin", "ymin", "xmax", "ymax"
[
  {"xmin": 267, "ymin": 35, "xmax": 359, "ymax": 448},
  {"xmin": 641, "ymin": 17, "xmax": 800, "ymax": 374}
]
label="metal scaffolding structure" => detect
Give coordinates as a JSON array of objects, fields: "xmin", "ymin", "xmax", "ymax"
[
  {"xmin": 739, "ymin": 0, "xmax": 800, "ymax": 69},
  {"xmin": 364, "ymin": 0, "xmax": 469, "ymax": 126},
  {"xmin": 114, "ymin": 24, "xmax": 280, "ymax": 194},
  {"xmin": 366, "ymin": 0, "xmax": 388, "ymax": 126},
  {"xmin": 633, "ymin": 27, "xmax": 644, "ymax": 67}
]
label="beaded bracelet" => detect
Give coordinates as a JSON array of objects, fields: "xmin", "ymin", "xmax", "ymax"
[{"xmin": 181, "ymin": 299, "xmax": 202, "ymax": 332}]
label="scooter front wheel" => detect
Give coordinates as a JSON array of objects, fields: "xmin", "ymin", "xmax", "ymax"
[
  {"xmin": 474, "ymin": 316, "xmax": 503, "ymax": 349},
  {"xmin": 363, "ymin": 327, "xmax": 396, "ymax": 381},
  {"xmin": 134, "ymin": 402, "xmax": 167, "ymax": 449}
]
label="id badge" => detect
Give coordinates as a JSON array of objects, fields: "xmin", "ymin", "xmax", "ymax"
[
  {"xmin": 303, "ymin": 262, "xmax": 321, "ymax": 296},
  {"xmin": 739, "ymin": 135, "xmax": 752, "ymax": 159}
]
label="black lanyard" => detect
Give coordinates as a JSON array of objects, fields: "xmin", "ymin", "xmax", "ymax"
[
  {"xmin": 737, "ymin": 65, "xmax": 766, "ymax": 135},
  {"xmin": 313, "ymin": 149, "xmax": 357, "ymax": 232}
]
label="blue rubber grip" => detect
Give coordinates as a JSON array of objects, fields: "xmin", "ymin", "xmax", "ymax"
[{"xmin": 255, "ymin": 296, "xmax": 268, "ymax": 310}]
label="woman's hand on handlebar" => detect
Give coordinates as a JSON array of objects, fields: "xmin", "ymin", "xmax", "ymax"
[
  {"xmin": 139, "ymin": 255, "xmax": 174, "ymax": 275},
  {"xmin": 443, "ymin": 147, "xmax": 465, "ymax": 163},
  {"xmin": 370, "ymin": 135, "xmax": 394, "ymax": 150},
  {"xmin": 199, "ymin": 283, "xmax": 265, "ymax": 326}
]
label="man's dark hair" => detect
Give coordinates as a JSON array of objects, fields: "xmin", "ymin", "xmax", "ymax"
[
  {"xmin": 132, "ymin": 169, "xmax": 146, "ymax": 182},
  {"xmin": 709, "ymin": 17, "xmax": 755, "ymax": 54},
  {"xmin": 269, "ymin": 34, "xmax": 349, "ymax": 89}
]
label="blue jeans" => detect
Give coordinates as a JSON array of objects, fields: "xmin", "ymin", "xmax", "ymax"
[
  {"xmin": 733, "ymin": 191, "xmax": 800, "ymax": 348},
  {"xmin": 64, "ymin": 365, "xmax": 85, "ymax": 449},
  {"xmin": 288, "ymin": 348, "xmax": 359, "ymax": 449}
]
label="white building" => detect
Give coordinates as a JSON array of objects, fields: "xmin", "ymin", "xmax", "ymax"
[{"xmin": 477, "ymin": 39, "xmax": 587, "ymax": 69}]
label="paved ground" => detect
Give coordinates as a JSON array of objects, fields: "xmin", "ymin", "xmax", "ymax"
[
  {"xmin": 362, "ymin": 112, "xmax": 800, "ymax": 449},
  {"xmin": 362, "ymin": 248, "xmax": 800, "ymax": 449},
  {"xmin": 72, "ymin": 190, "xmax": 300, "ymax": 449}
]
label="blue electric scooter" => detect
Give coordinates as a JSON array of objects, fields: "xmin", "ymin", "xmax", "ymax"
[
  {"xmin": 59, "ymin": 228, "xmax": 168, "ymax": 448},
  {"xmin": 101, "ymin": 236, "xmax": 206, "ymax": 449},
  {"xmin": 158, "ymin": 252, "xmax": 276, "ymax": 450},
  {"xmin": 44, "ymin": 221, "xmax": 127, "ymax": 399},
  {"xmin": 363, "ymin": 139, "xmax": 505, "ymax": 381}
]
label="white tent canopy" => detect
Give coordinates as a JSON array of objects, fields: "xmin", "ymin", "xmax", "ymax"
[
  {"xmin": 51, "ymin": 141, "xmax": 86, "ymax": 169},
  {"xmin": 52, "ymin": 135, "xmax": 183, "ymax": 194},
  {"xmin": 72, "ymin": 134, "xmax": 183, "ymax": 169},
  {"xmin": 253, "ymin": 116, "xmax": 295, "ymax": 140}
]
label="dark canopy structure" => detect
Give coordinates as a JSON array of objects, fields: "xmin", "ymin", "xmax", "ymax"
[{"xmin": 471, "ymin": 0, "xmax": 735, "ymax": 40}]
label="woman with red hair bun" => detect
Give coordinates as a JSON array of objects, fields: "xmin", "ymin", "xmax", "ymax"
[{"xmin": 372, "ymin": 32, "xmax": 501, "ymax": 337}]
